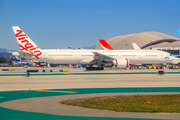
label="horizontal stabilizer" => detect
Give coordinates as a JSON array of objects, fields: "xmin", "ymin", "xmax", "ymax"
[{"xmin": 17, "ymin": 51, "xmax": 33, "ymax": 55}]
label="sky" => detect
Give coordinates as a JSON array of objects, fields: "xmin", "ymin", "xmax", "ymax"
[{"xmin": 0, "ymin": 0, "xmax": 180, "ymax": 50}]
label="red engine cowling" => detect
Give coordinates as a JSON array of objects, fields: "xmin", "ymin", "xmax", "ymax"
[{"xmin": 112, "ymin": 58, "xmax": 129, "ymax": 68}]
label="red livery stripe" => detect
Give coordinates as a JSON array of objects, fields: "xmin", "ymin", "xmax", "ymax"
[
  {"xmin": 126, "ymin": 58, "xmax": 129, "ymax": 68},
  {"xmin": 99, "ymin": 40, "xmax": 113, "ymax": 50}
]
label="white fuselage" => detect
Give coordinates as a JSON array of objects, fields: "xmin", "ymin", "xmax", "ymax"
[{"xmin": 22, "ymin": 49, "xmax": 175, "ymax": 65}]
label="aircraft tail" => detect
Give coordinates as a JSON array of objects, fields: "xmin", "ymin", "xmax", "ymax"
[
  {"xmin": 99, "ymin": 40, "xmax": 141, "ymax": 50},
  {"xmin": 132, "ymin": 43, "xmax": 141, "ymax": 50},
  {"xmin": 13, "ymin": 55, "xmax": 20, "ymax": 62},
  {"xmin": 12, "ymin": 26, "xmax": 42, "ymax": 59},
  {"xmin": 177, "ymin": 29, "xmax": 180, "ymax": 36},
  {"xmin": 99, "ymin": 39, "xmax": 113, "ymax": 50}
]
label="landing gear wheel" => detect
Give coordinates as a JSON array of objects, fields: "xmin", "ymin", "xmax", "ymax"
[
  {"xmin": 86, "ymin": 66, "xmax": 104, "ymax": 70},
  {"xmin": 92, "ymin": 67, "xmax": 94, "ymax": 70},
  {"xmin": 100, "ymin": 67, "xmax": 104, "ymax": 70}
]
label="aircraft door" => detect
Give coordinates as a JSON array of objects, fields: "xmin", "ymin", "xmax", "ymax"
[
  {"xmin": 139, "ymin": 51, "xmax": 143, "ymax": 62},
  {"xmin": 139, "ymin": 54, "xmax": 143, "ymax": 63},
  {"xmin": 139, "ymin": 55, "xmax": 143, "ymax": 59},
  {"xmin": 74, "ymin": 54, "xmax": 81, "ymax": 59},
  {"xmin": 43, "ymin": 52, "xmax": 48, "ymax": 59},
  {"xmin": 139, "ymin": 51, "xmax": 145, "ymax": 63}
]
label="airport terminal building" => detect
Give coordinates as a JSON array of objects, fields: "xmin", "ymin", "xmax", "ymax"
[{"xmin": 95, "ymin": 32, "xmax": 180, "ymax": 55}]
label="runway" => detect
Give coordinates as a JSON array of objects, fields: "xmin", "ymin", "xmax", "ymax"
[{"xmin": 0, "ymin": 67, "xmax": 180, "ymax": 120}]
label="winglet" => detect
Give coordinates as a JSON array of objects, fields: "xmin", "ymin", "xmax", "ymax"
[
  {"xmin": 99, "ymin": 39, "xmax": 113, "ymax": 50},
  {"xmin": 132, "ymin": 43, "xmax": 141, "ymax": 50},
  {"xmin": 177, "ymin": 29, "xmax": 180, "ymax": 36},
  {"xmin": 12, "ymin": 26, "xmax": 42, "ymax": 59}
]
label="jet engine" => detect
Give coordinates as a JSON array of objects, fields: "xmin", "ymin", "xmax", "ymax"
[{"xmin": 112, "ymin": 58, "xmax": 129, "ymax": 68}]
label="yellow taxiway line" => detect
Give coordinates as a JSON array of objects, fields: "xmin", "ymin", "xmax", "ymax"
[{"xmin": 34, "ymin": 90, "xmax": 77, "ymax": 93}]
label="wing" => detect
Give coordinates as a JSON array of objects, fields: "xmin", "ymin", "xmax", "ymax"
[{"xmin": 90, "ymin": 52, "xmax": 114, "ymax": 64}]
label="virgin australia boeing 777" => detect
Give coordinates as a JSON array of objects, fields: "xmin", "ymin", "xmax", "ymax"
[{"xmin": 12, "ymin": 26, "xmax": 179, "ymax": 70}]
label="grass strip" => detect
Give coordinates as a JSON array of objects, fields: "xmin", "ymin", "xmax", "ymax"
[{"xmin": 61, "ymin": 94, "xmax": 180, "ymax": 113}]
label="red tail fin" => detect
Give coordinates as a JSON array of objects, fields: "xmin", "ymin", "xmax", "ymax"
[{"xmin": 99, "ymin": 39, "xmax": 113, "ymax": 50}]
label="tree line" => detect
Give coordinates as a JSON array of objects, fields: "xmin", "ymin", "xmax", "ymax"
[{"xmin": 0, "ymin": 57, "xmax": 14, "ymax": 65}]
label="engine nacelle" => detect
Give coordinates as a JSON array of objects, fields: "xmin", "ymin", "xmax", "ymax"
[{"xmin": 112, "ymin": 58, "xmax": 129, "ymax": 68}]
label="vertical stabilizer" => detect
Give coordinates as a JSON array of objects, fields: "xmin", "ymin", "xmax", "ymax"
[
  {"xmin": 177, "ymin": 29, "xmax": 180, "ymax": 36},
  {"xmin": 13, "ymin": 55, "xmax": 20, "ymax": 62},
  {"xmin": 99, "ymin": 39, "xmax": 114, "ymax": 50},
  {"xmin": 12, "ymin": 26, "xmax": 42, "ymax": 59},
  {"xmin": 132, "ymin": 43, "xmax": 141, "ymax": 50}
]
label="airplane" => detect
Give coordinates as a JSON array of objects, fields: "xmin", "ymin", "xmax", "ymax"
[
  {"xmin": 13, "ymin": 55, "xmax": 40, "ymax": 64},
  {"xmin": 13, "ymin": 55, "xmax": 30, "ymax": 64},
  {"xmin": 12, "ymin": 26, "xmax": 179, "ymax": 70},
  {"xmin": 99, "ymin": 38, "xmax": 180, "ymax": 65},
  {"xmin": 99, "ymin": 39, "xmax": 141, "ymax": 50}
]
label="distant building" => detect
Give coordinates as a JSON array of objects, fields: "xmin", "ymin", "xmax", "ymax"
[{"xmin": 94, "ymin": 32, "xmax": 180, "ymax": 55}]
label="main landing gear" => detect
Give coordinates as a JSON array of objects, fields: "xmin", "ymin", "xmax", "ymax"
[{"xmin": 86, "ymin": 67, "xmax": 104, "ymax": 70}]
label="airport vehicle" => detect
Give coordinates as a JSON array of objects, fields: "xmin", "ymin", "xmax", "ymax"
[
  {"xmin": 12, "ymin": 26, "xmax": 179, "ymax": 70},
  {"xmin": 99, "ymin": 39, "xmax": 141, "ymax": 50}
]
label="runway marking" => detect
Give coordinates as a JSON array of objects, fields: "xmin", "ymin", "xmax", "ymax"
[
  {"xmin": 34, "ymin": 90, "xmax": 77, "ymax": 93},
  {"xmin": 0, "ymin": 97, "xmax": 4, "ymax": 98}
]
